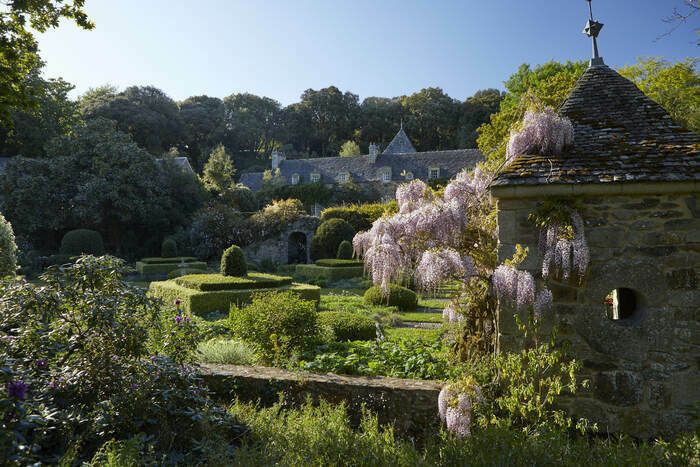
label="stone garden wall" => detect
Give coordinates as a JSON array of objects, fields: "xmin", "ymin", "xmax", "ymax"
[
  {"xmin": 495, "ymin": 189, "xmax": 699, "ymax": 438},
  {"xmin": 243, "ymin": 217, "xmax": 319, "ymax": 266},
  {"xmin": 200, "ymin": 364, "xmax": 441, "ymax": 438}
]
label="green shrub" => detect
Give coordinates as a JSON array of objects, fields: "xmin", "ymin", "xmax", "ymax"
[
  {"xmin": 175, "ymin": 273, "xmax": 292, "ymax": 291},
  {"xmin": 317, "ymin": 312, "xmax": 376, "ymax": 341},
  {"xmin": 221, "ymin": 245, "xmax": 247, "ymax": 276},
  {"xmin": 0, "ymin": 213, "xmax": 18, "ymax": 276},
  {"xmin": 314, "ymin": 259, "xmax": 364, "ymax": 268},
  {"xmin": 161, "ymin": 238, "xmax": 178, "ymax": 258},
  {"xmin": 140, "ymin": 257, "xmax": 198, "ymax": 264},
  {"xmin": 167, "ymin": 267, "xmax": 208, "ymax": 279},
  {"xmin": 149, "ymin": 280, "xmax": 320, "ymax": 316},
  {"xmin": 311, "ymin": 218, "xmax": 356, "ymax": 259},
  {"xmin": 197, "ymin": 338, "xmax": 257, "ymax": 365},
  {"xmin": 59, "ymin": 229, "xmax": 105, "ymax": 256},
  {"xmin": 364, "ymin": 284, "xmax": 418, "ymax": 311},
  {"xmin": 229, "ymin": 291, "xmax": 319, "ymax": 362},
  {"xmin": 296, "ymin": 264, "xmax": 364, "ymax": 282},
  {"xmin": 136, "ymin": 260, "xmax": 208, "ymax": 278},
  {"xmin": 336, "ymin": 240, "xmax": 353, "ymax": 259},
  {"xmin": 320, "ymin": 202, "xmax": 398, "ymax": 232}
]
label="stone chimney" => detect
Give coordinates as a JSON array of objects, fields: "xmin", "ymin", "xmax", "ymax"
[
  {"xmin": 368, "ymin": 143, "xmax": 379, "ymax": 164},
  {"xmin": 271, "ymin": 150, "xmax": 286, "ymax": 170}
]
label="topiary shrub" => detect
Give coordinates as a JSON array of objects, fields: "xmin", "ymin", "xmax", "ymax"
[
  {"xmin": 229, "ymin": 291, "xmax": 319, "ymax": 363},
  {"xmin": 311, "ymin": 218, "xmax": 355, "ymax": 260},
  {"xmin": 221, "ymin": 245, "xmax": 247, "ymax": 277},
  {"xmin": 336, "ymin": 240, "xmax": 353, "ymax": 260},
  {"xmin": 317, "ymin": 312, "xmax": 376, "ymax": 341},
  {"xmin": 59, "ymin": 229, "xmax": 105, "ymax": 256},
  {"xmin": 364, "ymin": 284, "xmax": 418, "ymax": 311},
  {"xmin": 0, "ymin": 213, "xmax": 18, "ymax": 276},
  {"xmin": 161, "ymin": 238, "xmax": 178, "ymax": 258}
]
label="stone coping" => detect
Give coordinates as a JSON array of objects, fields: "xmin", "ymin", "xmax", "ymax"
[
  {"xmin": 199, "ymin": 363, "xmax": 442, "ymax": 391},
  {"xmin": 491, "ymin": 180, "xmax": 699, "ymax": 200}
]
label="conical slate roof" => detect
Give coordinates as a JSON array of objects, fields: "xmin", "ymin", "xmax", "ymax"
[
  {"xmin": 494, "ymin": 65, "xmax": 700, "ymax": 186},
  {"xmin": 383, "ymin": 126, "xmax": 417, "ymax": 154}
]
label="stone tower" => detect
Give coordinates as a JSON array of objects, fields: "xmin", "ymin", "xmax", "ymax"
[{"xmin": 491, "ymin": 61, "xmax": 700, "ymax": 437}]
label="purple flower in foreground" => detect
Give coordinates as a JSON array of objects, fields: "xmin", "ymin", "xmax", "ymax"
[
  {"xmin": 174, "ymin": 315, "xmax": 183, "ymax": 324},
  {"xmin": 7, "ymin": 380, "xmax": 28, "ymax": 400},
  {"xmin": 36, "ymin": 359, "xmax": 48, "ymax": 369},
  {"xmin": 175, "ymin": 299, "xmax": 181, "ymax": 306}
]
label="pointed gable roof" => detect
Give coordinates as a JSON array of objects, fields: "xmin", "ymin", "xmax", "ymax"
[
  {"xmin": 383, "ymin": 126, "xmax": 417, "ymax": 154},
  {"xmin": 493, "ymin": 65, "xmax": 700, "ymax": 187}
]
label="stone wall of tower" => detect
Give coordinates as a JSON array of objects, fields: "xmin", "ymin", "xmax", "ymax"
[{"xmin": 495, "ymin": 190, "xmax": 699, "ymax": 438}]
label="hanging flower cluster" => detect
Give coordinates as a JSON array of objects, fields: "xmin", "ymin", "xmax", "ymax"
[
  {"xmin": 540, "ymin": 210, "xmax": 589, "ymax": 282},
  {"xmin": 506, "ymin": 107, "xmax": 574, "ymax": 166},
  {"xmin": 442, "ymin": 301, "xmax": 464, "ymax": 325},
  {"xmin": 492, "ymin": 264, "xmax": 553, "ymax": 318},
  {"xmin": 438, "ymin": 382, "xmax": 483, "ymax": 438},
  {"xmin": 354, "ymin": 172, "xmax": 490, "ymax": 293}
]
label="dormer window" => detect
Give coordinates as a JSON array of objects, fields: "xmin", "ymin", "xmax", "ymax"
[
  {"xmin": 310, "ymin": 172, "xmax": 321, "ymax": 183},
  {"xmin": 290, "ymin": 173, "xmax": 300, "ymax": 185},
  {"xmin": 428, "ymin": 167, "xmax": 440, "ymax": 180},
  {"xmin": 337, "ymin": 172, "xmax": 350, "ymax": 183}
]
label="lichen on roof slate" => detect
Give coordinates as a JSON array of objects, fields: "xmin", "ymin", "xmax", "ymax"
[{"xmin": 493, "ymin": 65, "xmax": 700, "ymax": 187}]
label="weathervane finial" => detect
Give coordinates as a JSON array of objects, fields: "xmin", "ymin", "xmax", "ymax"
[{"xmin": 583, "ymin": 0, "xmax": 604, "ymax": 67}]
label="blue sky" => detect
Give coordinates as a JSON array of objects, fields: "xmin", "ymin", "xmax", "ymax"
[{"xmin": 36, "ymin": 0, "xmax": 698, "ymax": 105}]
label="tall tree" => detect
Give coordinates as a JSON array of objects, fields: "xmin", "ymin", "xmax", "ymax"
[
  {"xmin": 400, "ymin": 87, "xmax": 461, "ymax": 151},
  {"xmin": 179, "ymin": 95, "xmax": 226, "ymax": 170},
  {"xmin": 201, "ymin": 144, "xmax": 236, "ymax": 194},
  {"xmin": 0, "ymin": 0, "xmax": 92, "ymax": 126},
  {"xmin": 0, "ymin": 72, "xmax": 79, "ymax": 157},
  {"xmin": 339, "ymin": 140, "xmax": 361, "ymax": 157},
  {"xmin": 82, "ymin": 85, "xmax": 185, "ymax": 154},
  {"xmin": 457, "ymin": 89, "xmax": 503, "ymax": 148},
  {"xmin": 223, "ymin": 93, "xmax": 281, "ymax": 155},
  {"xmin": 619, "ymin": 57, "xmax": 700, "ymax": 132},
  {"xmin": 357, "ymin": 97, "xmax": 403, "ymax": 149}
]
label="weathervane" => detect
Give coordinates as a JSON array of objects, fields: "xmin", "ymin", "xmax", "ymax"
[{"xmin": 583, "ymin": 0, "xmax": 604, "ymax": 66}]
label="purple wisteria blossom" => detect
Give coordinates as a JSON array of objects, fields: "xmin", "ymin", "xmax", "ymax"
[
  {"xmin": 493, "ymin": 265, "xmax": 537, "ymax": 312},
  {"xmin": 438, "ymin": 383, "xmax": 483, "ymax": 438},
  {"xmin": 7, "ymin": 380, "xmax": 28, "ymax": 400},
  {"xmin": 396, "ymin": 179, "xmax": 430, "ymax": 214},
  {"xmin": 506, "ymin": 108, "xmax": 574, "ymax": 166},
  {"xmin": 415, "ymin": 248, "xmax": 471, "ymax": 291},
  {"xmin": 534, "ymin": 288, "xmax": 554, "ymax": 318},
  {"xmin": 442, "ymin": 301, "xmax": 464, "ymax": 325},
  {"xmin": 540, "ymin": 210, "xmax": 589, "ymax": 282}
]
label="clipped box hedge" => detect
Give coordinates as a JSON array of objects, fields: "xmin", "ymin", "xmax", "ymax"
[
  {"xmin": 149, "ymin": 279, "xmax": 320, "ymax": 316},
  {"xmin": 139, "ymin": 257, "xmax": 198, "ymax": 264},
  {"xmin": 318, "ymin": 311, "xmax": 376, "ymax": 341},
  {"xmin": 314, "ymin": 259, "xmax": 364, "ymax": 268},
  {"xmin": 174, "ymin": 273, "xmax": 293, "ymax": 291},
  {"xmin": 296, "ymin": 264, "xmax": 364, "ymax": 282},
  {"xmin": 136, "ymin": 260, "xmax": 208, "ymax": 277}
]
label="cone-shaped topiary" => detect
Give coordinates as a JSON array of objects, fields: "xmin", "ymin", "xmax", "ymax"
[
  {"xmin": 161, "ymin": 238, "xmax": 178, "ymax": 258},
  {"xmin": 336, "ymin": 240, "xmax": 353, "ymax": 259},
  {"xmin": 0, "ymin": 213, "xmax": 18, "ymax": 277},
  {"xmin": 60, "ymin": 229, "xmax": 105, "ymax": 256},
  {"xmin": 221, "ymin": 245, "xmax": 247, "ymax": 277}
]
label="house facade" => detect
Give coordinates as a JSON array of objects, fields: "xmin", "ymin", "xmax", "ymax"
[{"xmin": 240, "ymin": 127, "xmax": 483, "ymax": 205}]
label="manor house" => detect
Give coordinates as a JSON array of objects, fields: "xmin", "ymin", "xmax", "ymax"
[{"xmin": 240, "ymin": 126, "xmax": 482, "ymax": 203}]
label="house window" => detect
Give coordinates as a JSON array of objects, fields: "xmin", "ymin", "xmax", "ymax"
[
  {"xmin": 337, "ymin": 172, "xmax": 350, "ymax": 183},
  {"xmin": 291, "ymin": 173, "xmax": 300, "ymax": 185},
  {"xmin": 381, "ymin": 168, "xmax": 392, "ymax": 183},
  {"xmin": 428, "ymin": 167, "xmax": 440, "ymax": 180},
  {"xmin": 310, "ymin": 173, "xmax": 321, "ymax": 183}
]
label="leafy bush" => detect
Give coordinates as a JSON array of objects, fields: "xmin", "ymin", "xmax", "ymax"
[
  {"xmin": 299, "ymin": 338, "xmax": 456, "ymax": 380},
  {"xmin": 320, "ymin": 202, "xmax": 397, "ymax": 232},
  {"xmin": 364, "ymin": 284, "xmax": 418, "ymax": 311},
  {"xmin": 140, "ymin": 256, "xmax": 198, "ymax": 264},
  {"xmin": 161, "ymin": 238, "xmax": 178, "ymax": 258},
  {"xmin": 229, "ymin": 291, "xmax": 319, "ymax": 363},
  {"xmin": 0, "ymin": 256, "xmax": 242, "ymax": 464},
  {"xmin": 336, "ymin": 240, "xmax": 353, "ymax": 259},
  {"xmin": 175, "ymin": 272, "xmax": 292, "ymax": 291},
  {"xmin": 311, "ymin": 218, "xmax": 356, "ymax": 260},
  {"xmin": 136, "ymin": 260, "xmax": 208, "ymax": 277},
  {"xmin": 296, "ymin": 263, "xmax": 364, "ymax": 282},
  {"xmin": 0, "ymin": 212, "xmax": 18, "ymax": 276},
  {"xmin": 197, "ymin": 338, "xmax": 257, "ymax": 365},
  {"xmin": 317, "ymin": 312, "xmax": 377, "ymax": 341},
  {"xmin": 188, "ymin": 202, "xmax": 250, "ymax": 259},
  {"xmin": 59, "ymin": 228, "xmax": 105, "ymax": 256},
  {"xmin": 221, "ymin": 245, "xmax": 247, "ymax": 276},
  {"xmin": 249, "ymin": 198, "xmax": 307, "ymax": 238}
]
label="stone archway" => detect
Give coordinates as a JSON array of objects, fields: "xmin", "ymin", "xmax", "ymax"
[{"xmin": 288, "ymin": 231, "xmax": 308, "ymax": 264}]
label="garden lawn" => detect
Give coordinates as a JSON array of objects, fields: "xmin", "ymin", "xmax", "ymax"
[
  {"xmin": 398, "ymin": 312, "xmax": 443, "ymax": 323},
  {"xmin": 384, "ymin": 327, "xmax": 442, "ymax": 342}
]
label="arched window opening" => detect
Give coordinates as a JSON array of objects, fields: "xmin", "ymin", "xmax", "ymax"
[{"xmin": 604, "ymin": 288, "xmax": 638, "ymax": 321}]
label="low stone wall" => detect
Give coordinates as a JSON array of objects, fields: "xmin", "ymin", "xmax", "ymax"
[{"xmin": 199, "ymin": 364, "xmax": 441, "ymax": 438}]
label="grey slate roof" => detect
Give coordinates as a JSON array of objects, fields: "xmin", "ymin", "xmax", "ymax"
[
  {"xmin": 383, "ymin": 127, "xmax": 416, "ymax": 154},
  {"xmin": 155, "ymin": 156, "xmax": 194, "ymax": 174},
  {"xmin": 493, "ymin": 65, "xmax": 700, "ymax": 187},
  {"xmin": 240, "ymin": 149, "xmax": 483, "ymax": 191}
]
